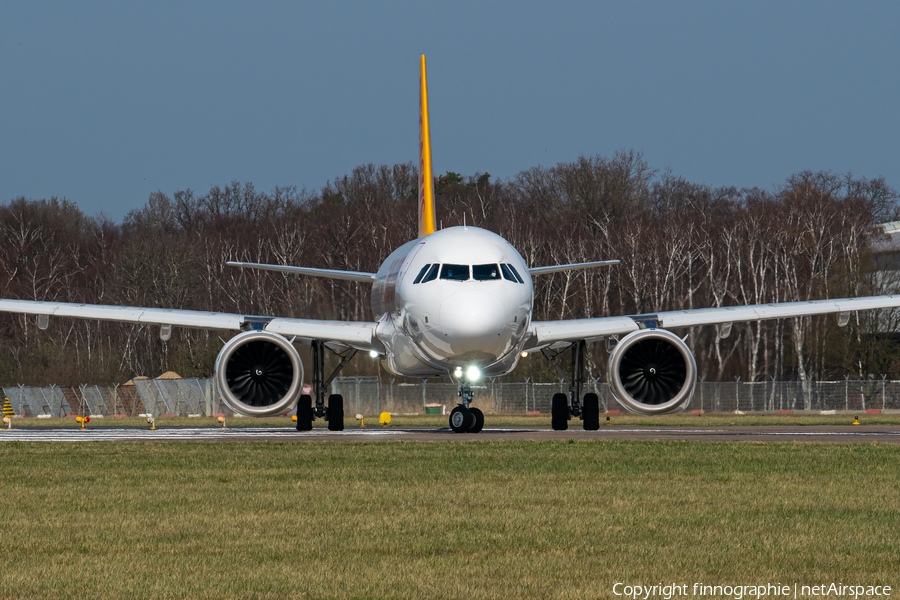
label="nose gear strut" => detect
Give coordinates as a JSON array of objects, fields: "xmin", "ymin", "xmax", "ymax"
[{"xmin": 449, "ymin": 380, "xmax": 483, "ymax": 433}]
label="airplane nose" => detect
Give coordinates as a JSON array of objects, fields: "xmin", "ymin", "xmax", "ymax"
[{"xmin": 439, "ymin": 291, "xmax": 508, "ymax": 356}]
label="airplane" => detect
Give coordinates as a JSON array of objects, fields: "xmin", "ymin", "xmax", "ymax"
[{"xmin": 3, "ymin": 55, "xmax": 900, "ymax": 433}]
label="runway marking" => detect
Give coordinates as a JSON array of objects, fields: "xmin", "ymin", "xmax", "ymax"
[
  {"xmin": 0, "ymin": 427, "xmax": 410, "ymax": 442},
  {"xmin": 596, "ymin": 428, "xmax": 900, "ymax": 437}
]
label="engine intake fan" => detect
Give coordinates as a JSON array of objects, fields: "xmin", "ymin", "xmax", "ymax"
[
  {"xmin": 215, "ymin": 331, "xmax": 304, "ymax": 417},
  {"xmin": 608, "ymin": 328, "xmax": 697, "ymax": 415}
]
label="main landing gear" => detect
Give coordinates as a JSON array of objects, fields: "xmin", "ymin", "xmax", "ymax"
[
  {"xmin": 449, "ymin": 381, "xmax": 484, "ymax": 433},
  {"xmin": 296, "ymin": 340, "xmax": 355, "ymax": 432},
  {"xmin": 542, "ymin": 340, "xmax": 601, "ymax": 431}
]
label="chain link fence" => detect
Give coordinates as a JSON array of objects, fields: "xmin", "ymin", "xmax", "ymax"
[
  {"xmin": 3, "ymin": 377, "xmax": 899, "ymax": 418},
  {"xmin": 1, "ymin": 379, "xmax": 218, "ymax": 418}
]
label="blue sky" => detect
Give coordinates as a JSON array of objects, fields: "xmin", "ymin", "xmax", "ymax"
[{"xmin": 2, "ymin": 1, "xmax": 898, "ymax": 221}]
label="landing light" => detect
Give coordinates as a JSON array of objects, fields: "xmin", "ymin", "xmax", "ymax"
[
  {"xmin": 369, "ymin": 350, "xmax": 379, "ymax": 358},
  {"xmin": 454, "ymin": 366, "xmax": 463, "ymax": 378},
  {"xmin": 466, "ymin": 366, "xmax": 481, "ymax": 382},
  {"xmin": 520, "ymin": 351, "xmax": 528, "ymax": 358}
]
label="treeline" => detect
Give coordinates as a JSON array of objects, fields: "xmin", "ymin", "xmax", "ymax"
[{"xmin": 1, "ymin": 151, "xmax": 899, "ymax": 386}]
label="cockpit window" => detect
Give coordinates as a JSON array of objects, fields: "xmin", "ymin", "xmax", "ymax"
[
  {"xmin": 420, "ymin": 264, "xmax": 439, "ymax": 283},
  {"xmin": 501, "ymin": 263, "xmax": 524, "ymax": 284},
  {"xmin": 440, "ymin": 264, "xmax": 470, "ymax": 281},
  {"xmin": 413, "ymin": 264, "xmax": 431, "ymax": 284},
  {"xmin": 472, "ymin": 264, "xmax": 501, "ymax": 281}
]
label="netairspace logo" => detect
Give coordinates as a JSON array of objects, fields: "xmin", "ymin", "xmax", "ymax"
[{"xmin": 612, "ymin": 583, "xmax": 892, "ymax": 599}]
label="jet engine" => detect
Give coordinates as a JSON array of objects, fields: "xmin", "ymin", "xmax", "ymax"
[
  {"xmin": 215, "ymin": 331, "xmax": 304, "ymax": 417},
  {"xmin": 608, "ymin": 328, "xmax": 697, "ymax": 415}
]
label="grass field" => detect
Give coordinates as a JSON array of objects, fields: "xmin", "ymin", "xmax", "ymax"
[
  {"xmin": 1, "ymin": 440, "xmax": 898, "ymax": 599},
  {"xmin": 8, "ymin": 411, "xmax": 900, "ymax": 429}
]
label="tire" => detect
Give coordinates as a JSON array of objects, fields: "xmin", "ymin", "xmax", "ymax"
[
  {"xmin": 469, "ymin": 407, "xmax": 484, "ymax": 433},
  {"xmin": 551, "ymin": 393, "xmax": 569, "ymax": 431},
  {"xmin": 582, "ymin": 393, "xmax": 600, "ymax": 431},
  {"xmin": 327, "ymin": 394, "xmax": 344, "ymax": 431},
  {"xmin": 296, "ymin": 394, "xmax": 312, "ymax": 431},
  {"xmin": 449, "ymin": 405, "xmax": 472, "ymax": 433}
]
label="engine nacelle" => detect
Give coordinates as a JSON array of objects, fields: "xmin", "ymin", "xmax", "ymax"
[
  {"xmin": 215, "ymin": 331, "xmax": 304, "ymax": 417},
  {"xmin": 608, "ymin": 328, "xmax": 697, "ymax": 415}
]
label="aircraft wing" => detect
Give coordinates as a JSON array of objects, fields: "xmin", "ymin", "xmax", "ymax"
[
  {"xmin": 526, "ymin": 295, "xmax": 900, "ymax": 348},
  {"xmin": 528, "ymin": 260, "xmax": 619, "ymax": 276},
  {"xmin": 226, "ymin": 261, "xmax": 376, "ymax": 283},
  {"xmin": 0, "ymin": 299, "xmax": 379, "ymax": 351}
]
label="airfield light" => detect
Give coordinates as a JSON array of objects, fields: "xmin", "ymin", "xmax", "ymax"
[
  {"xmin": 369, "ymin": 350, "xmax": 379, "ymax": 358},
  {"xmin": 356, "ymin": 413, "xmax": 364, "ymax": 427},
  {"xmin": 3, "ymin": 416, "xmax": 10, "ymax": 430},
  {"xmin": 147, "ymin": 415, "xmax": 156, "ymax": 430},
  {"xmin": 466, "ymin": 366, "xmax": 481, "ymax": 382},
  {"xmin": 606, "ymin": 416, "xmax": 610, "ymax": 425},
  {"xmin": 218, "ymin": 416, "xmax": 227, "ymax": 428},
  {"xmin": 853, "ymin": 415, "xmax": 860, "ymax": 425}
]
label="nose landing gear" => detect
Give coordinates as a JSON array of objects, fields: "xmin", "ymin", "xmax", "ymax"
[{"xmin": 450, "ymin": 381, "xmax": 484, "ymax": 433}]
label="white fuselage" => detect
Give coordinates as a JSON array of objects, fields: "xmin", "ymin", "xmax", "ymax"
[{"xmin": 372, "ymin": 226, "xmax": 533, "ymax": 378}]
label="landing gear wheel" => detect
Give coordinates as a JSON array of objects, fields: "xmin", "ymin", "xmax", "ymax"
[
  {"xmin": 582, "ymin": 393, "xmax": 600, "ymax": 431},
  {"xmin": 551, "ymin": 393, "xmax": 569, "ymax": 431},
  {"xmin": 296, "ymin": 394, "xmax": 312, "ymax": 431},
  {"xmin": 469, "ymin": 407, "xmax": 484, "ymax": 433},
  {"xmin": 327, "ymin": 394, "xmax": 344, "ymax": 431},
  {"xmin": 449, "ymin": 406, "xmax": 473, "ymax": 433}
]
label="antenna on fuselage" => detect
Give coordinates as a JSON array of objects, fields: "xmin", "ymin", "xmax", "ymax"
[{"xmin": 463, "ymin": 213, "xmax": 466, "ymax": 227}]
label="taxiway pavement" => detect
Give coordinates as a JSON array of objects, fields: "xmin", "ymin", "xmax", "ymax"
[{"xmin": 1, "ymin": 425, "xmax": 899, "ymax": 443}]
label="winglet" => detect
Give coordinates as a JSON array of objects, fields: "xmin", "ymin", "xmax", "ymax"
[{"xmin": 418, "ymin": 55, "xmax": 437, "ymax": 238}]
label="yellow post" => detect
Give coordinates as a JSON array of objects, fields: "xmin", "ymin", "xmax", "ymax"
[{"xmin": 2, "ymin": 397, "xmax": 15, "ymax": 419}]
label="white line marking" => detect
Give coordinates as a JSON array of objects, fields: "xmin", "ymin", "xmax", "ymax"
[
  {"xmin": 596, "ymin": 428, "xmax": 900, "ymax": 436},
  {"xmin": 0, "ymin": 427, "xmax": 409, "ymax": 442}
]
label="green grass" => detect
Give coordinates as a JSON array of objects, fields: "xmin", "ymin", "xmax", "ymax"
[
  {"xmin": 1, "ymin": 441, "xmax": 898, "ymax": 599},
  {"xmin": 9, "ymin": 411, "xmax": 900, "ymax": 429}
]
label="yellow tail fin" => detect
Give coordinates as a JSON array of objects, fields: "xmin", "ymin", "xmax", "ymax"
[{"xmin": 418, "ymin": 54, "xmax": 436, "ymax": 238}]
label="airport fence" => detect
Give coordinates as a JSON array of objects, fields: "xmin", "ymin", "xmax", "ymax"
[{"xmin": 3, "ymin": 377, "xmax": 899, "ymax": 418}]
